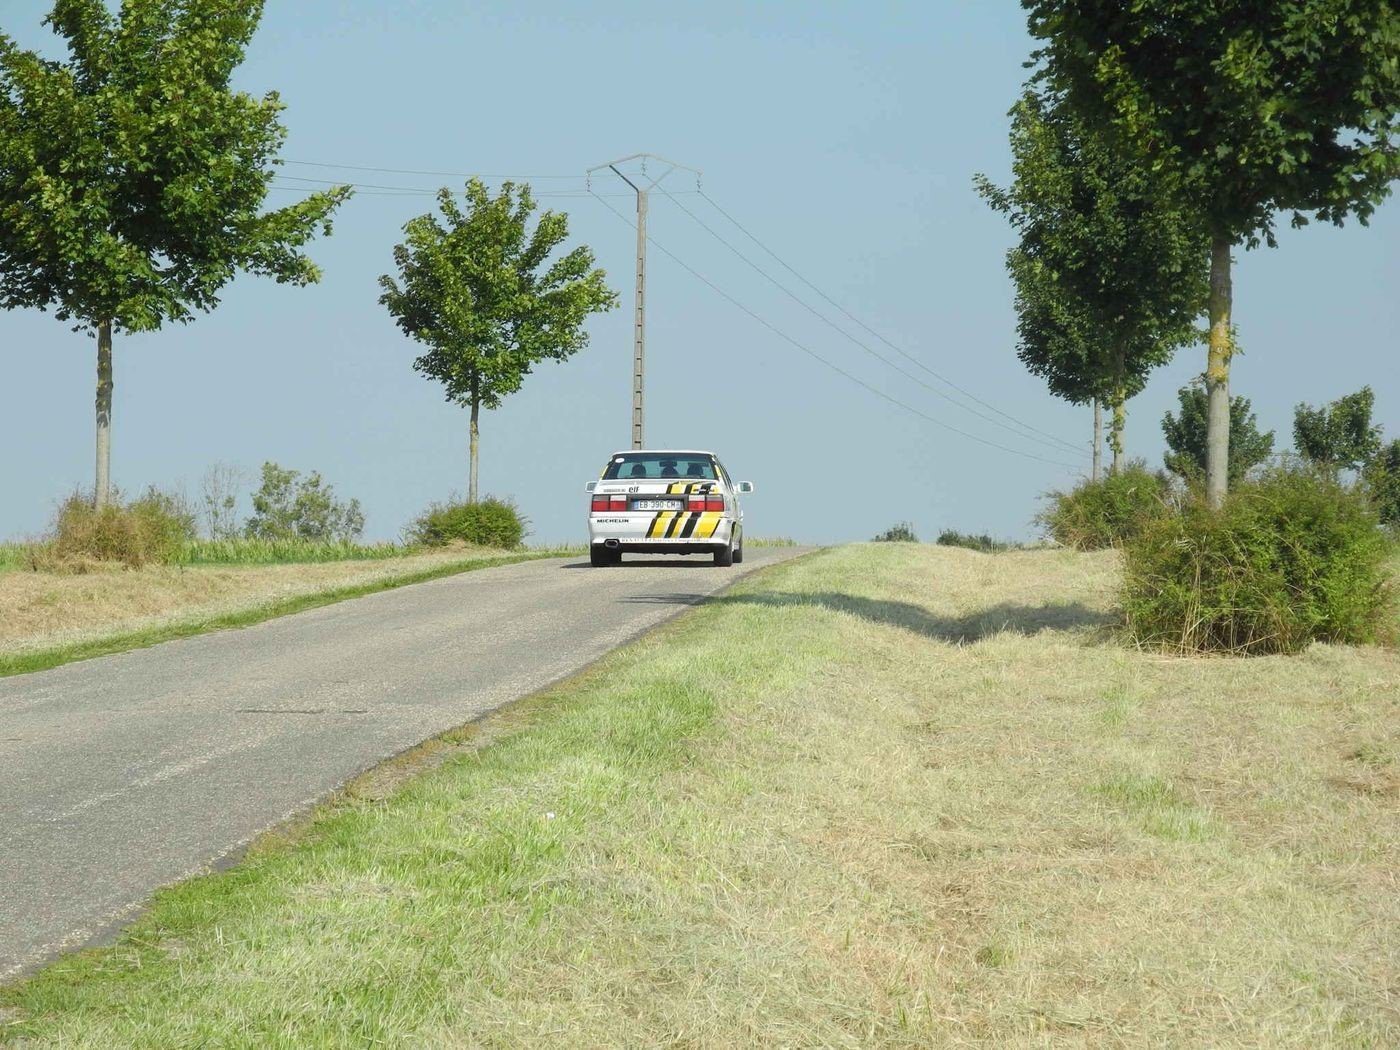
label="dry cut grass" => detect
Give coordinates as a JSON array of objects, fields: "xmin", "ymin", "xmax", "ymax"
[
  {"xmin": 0, "ymin": 545, "xmax": 525, "ymax": 659},
  {"xmin": 3, "ymin": 544, "xmax": 1397, "ymax": 1047}
]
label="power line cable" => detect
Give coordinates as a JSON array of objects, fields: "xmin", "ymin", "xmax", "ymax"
[
  {"xmin": 589, "ymin": 191, "xmax": 1083, "ymax": 472},
  {"xmin": 270, "ymin": 176, "xmax": 662, "ymax": 200},
  {"xmin": 271, "ymin": 154, "xmax": 1084, "ymax": 461},
  {"xmin": 695, "ymin": 188, "xmax": 1086, "ymax": 455},
  {"xmin": 274, "ymin": 174, "xmax": 697, "ymax": 200},
  {"xmin": 283, "ymin": 159, "xmax": 581, "ymax": 179},
  {"xmin": 658, "ymin": 189, "xmax": 1086, "ymax": 457}
]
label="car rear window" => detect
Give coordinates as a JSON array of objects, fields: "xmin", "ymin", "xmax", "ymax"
[{"xmin": 602, "ymin": 454, "xmax": 717, "ymax": 480}]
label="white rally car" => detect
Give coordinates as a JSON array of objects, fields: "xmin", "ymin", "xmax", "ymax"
[{"xmin": 586, "ymin": 449, "xmax": 754, "ymax": 567}]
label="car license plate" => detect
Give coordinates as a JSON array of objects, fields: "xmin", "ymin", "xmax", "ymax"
[{"xmin": 633, "ymin": 499, "xmax": 683, "ymax": 511}]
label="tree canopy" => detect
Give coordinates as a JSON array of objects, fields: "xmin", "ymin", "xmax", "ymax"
[
  {"xmin": 1294, "ymin": 387, "xmax": 1384, "ymax": 472},
  {"xmin": 0, "ymin": 0, "xmax": 349, "ymax": 504},
  {"xmin": 379, "ymin": 179, "xmax": 617, "ymax": 502},
  {"xmin": 0, "ymin": 0, "xmax": 349, "ymax": 332},
  {"xmin": 1022, "ymin": 0, "xmax": 1400, "ymax": 504},
  {"xmin": 1162, "ymin": 381, "xmax": 1275, "ymax": 486},
  {"xmin": 1023, "ymin": 1, "xmax": 1400, "ymax": 247},
  {"xmin": 245, "ymin": 462, "xmax": 365, "ymax": 542},
  {"xmin": 976, "ymin": 89, "xmax": 1207, "ymax": 468}
]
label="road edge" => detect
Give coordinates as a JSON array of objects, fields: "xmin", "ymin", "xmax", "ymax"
[
  {"xmin": 0, "ymin": 545, "xmax": 825, "ymax": 984},
  {"xmin": 0, "ymin": 551, "xmax": 572, "ymax": 681}
]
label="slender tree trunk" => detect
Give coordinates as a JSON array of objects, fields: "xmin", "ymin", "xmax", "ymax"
[
  {"xmin": 1109, "ymin": 383, "xmax": 1126, "ymax": 475},
  {"xmin": 1092, "ymin": 400, "xmax": 1103, "ymax": 482},
  {"xmin": 1205, "ymin": 238, "xmax": 1234, "ymax": 508},
  {"xmin": 95, "ymin": 320, "xmax": 113, "ymax": 508},
  {"xmin": 468, "ymin": 389, "xmax": 480, "ymax": 505}
]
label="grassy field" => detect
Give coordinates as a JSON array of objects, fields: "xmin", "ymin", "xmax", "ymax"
[
  {"xmin": 0, "ymin": 545, "xmax": 577, "ymax": 678},
  {"xmin": 3, "ymin": 543, "xmax": 1396, "ymax": 1046}
]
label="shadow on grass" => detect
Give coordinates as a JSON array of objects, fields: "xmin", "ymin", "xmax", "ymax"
[
  {"xmin": 560, "ymin": 558, "xmax": 726, "ymax": 570},
  {"xmin": 623, "ymin": 589, "xmax": 1114, "ymax": 643}
]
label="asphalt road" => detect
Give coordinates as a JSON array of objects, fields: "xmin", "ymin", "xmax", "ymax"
[{"xmin": 0, "ymin": 548, "xmax": 807, "ymax": 979}]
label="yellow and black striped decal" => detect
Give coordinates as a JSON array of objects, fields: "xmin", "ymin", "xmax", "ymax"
[
  {"xmin": 645, "ymin": 510, "xmax": 726, "ymax": 539},
  {"xmin": 663, "ymin": 481, "xmax": 719, "ymax": 496}
]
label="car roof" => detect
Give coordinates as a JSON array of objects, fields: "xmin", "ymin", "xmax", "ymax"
[{"xmin": 609, "ymin": 449, "xmax": 716, "ymax": 457}]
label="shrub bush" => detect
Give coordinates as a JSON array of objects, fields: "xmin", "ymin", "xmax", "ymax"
[
  {"xmin": 245, "ymin": 462, "xmax": 365, "ymax": 542},
  {"xmin": 49, "ymin": 487, "xmax": 197, "ymax": 568},
  {"xmin": 408, "ymin": 497, "xmax": 528, "ymax": 549},
  {"xmin": 936, "ymin": 529, "xmax": 1019, "ymax": 553},
  {"xmin": 129, "ymin": 487, "xmax": 198, "ymax": 560},
  {"xmin": 1122, "ymin": 467, "xmax": 1395, "ymax": 655},
  {"xmin": 1038, "ymin": 463, "xmax": 1167, "ymax": 550},
  {"xmin": 873, "ymin": 522, "xmax": 919, "ymax": 543}
]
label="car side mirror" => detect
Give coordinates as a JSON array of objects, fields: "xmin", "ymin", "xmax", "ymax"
[
  {"xmin": 737, "ymin": 481, "xmax": 754, "ymax": 494},
  {"xmin": 585, "ymin": 481, "xmax": 597, "ymax": 493}
]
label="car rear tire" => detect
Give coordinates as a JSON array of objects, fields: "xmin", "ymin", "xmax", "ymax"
[
  {"xmin": 713, "ymin": 540, "xmax": 734, "ymax": 567},
  {"xmin": 590, "ymin": 546, "xmax": 620, "ymax": 567},
  {"xmin": 733, "ymin": 534, "xmax": 744, "ymax": 564}
]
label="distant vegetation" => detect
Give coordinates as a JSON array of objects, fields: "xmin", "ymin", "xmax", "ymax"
[
  {"xmin": 1293, "ymin": 387, "xmax": 1383, "ymax": 474},
  {"xmin": 245, "ymin": 462, "xmax": 365, "ymax": 543},
  {"xmin": 8, "ymin": 460, "xmax": 550, "ymax": 572},
  {"xmin": 935, "ymin": 530, "xmax": 1022, "ymax": 554},
  {"xmin": 1291, "ymin": 388, "xmax": 1400, "ymax": 530},
  {"xmin": 747, "ymin": 537, "xmax": 798, "ymax": 549},
  {"xmin": 1161, "ymin": 382, "xmax": 1276, "ymax": 487},
  {"xmin": 872, "ymin": 522, "xmax": 919, "ymax": 543},
  {"xmin": 18, "ymin": 468, "xmax": 389, "ymax": 571}
]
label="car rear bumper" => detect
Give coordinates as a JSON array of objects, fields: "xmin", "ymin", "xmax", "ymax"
[
  {"xmin": 588, "ymin": 511, "xmax": 737, "ymax": 548},
  {"xmin": 593, "ymin": 539, "xmax": 728, "ymax": 555}
]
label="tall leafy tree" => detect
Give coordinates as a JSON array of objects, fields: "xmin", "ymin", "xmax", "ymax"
[
  {"xmin": 976, "ymin": 91, "xmax": 1207, "ymax": 473},
  {"xmin": 1162, "ymin": 380, "xmax": 1275, "ymax": 486},
  {"xmin": 380, "ymin": 179, "xmax": 617, "ymax": 503},
  {"xmin": 1293, "ymin": 387, "xmax": 1384, "ymax": 472},
  {"xmin": 1025, "ymin": 0, "xmax": 1400, "ymax": 505},
  {"xmin": 0, "ymin": 0, "xmax": 350, "ymax": 507}
]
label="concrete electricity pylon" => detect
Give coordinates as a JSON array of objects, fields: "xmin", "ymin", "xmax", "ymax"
[{"xmin": 587, "ymin": 153, "xmax": 701, "ymax": 449}]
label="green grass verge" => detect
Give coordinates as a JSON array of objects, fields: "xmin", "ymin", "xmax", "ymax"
[
  {"xmin": 0, "ymin": 551, "xmax": 564, "ymax": 680},
  {"xmin": 6, "ymin": 538, "xmax": 585, "ymax": 570},
  {"xmin": 172, "ymin": 538, "xmax": 415, "ymax": 565}
]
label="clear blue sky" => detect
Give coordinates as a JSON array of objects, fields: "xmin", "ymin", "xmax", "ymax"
[{"xmin": 3, "ymin": 0, "xmax": 1397, "ymax": 544}]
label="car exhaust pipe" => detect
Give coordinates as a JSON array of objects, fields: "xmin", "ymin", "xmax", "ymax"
[{"xmin": 604, "ymin": 539, "xmax": 621, "ymax": 549}]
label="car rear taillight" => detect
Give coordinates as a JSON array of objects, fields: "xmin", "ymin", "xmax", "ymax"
[
  {"xmin": 591, "ymin": 496, "xmax": 609, "ymax": 512},
  {"xmin": 687, "ymin": 496, "xmax": 705, "ymax": 511},
  {"xmin": 705, "ymin": 497, "xmax": 724, "ymax": 511},
  {"xmin": 591, "ymin": 495, "xmax": 627, "ymax": 513}
]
